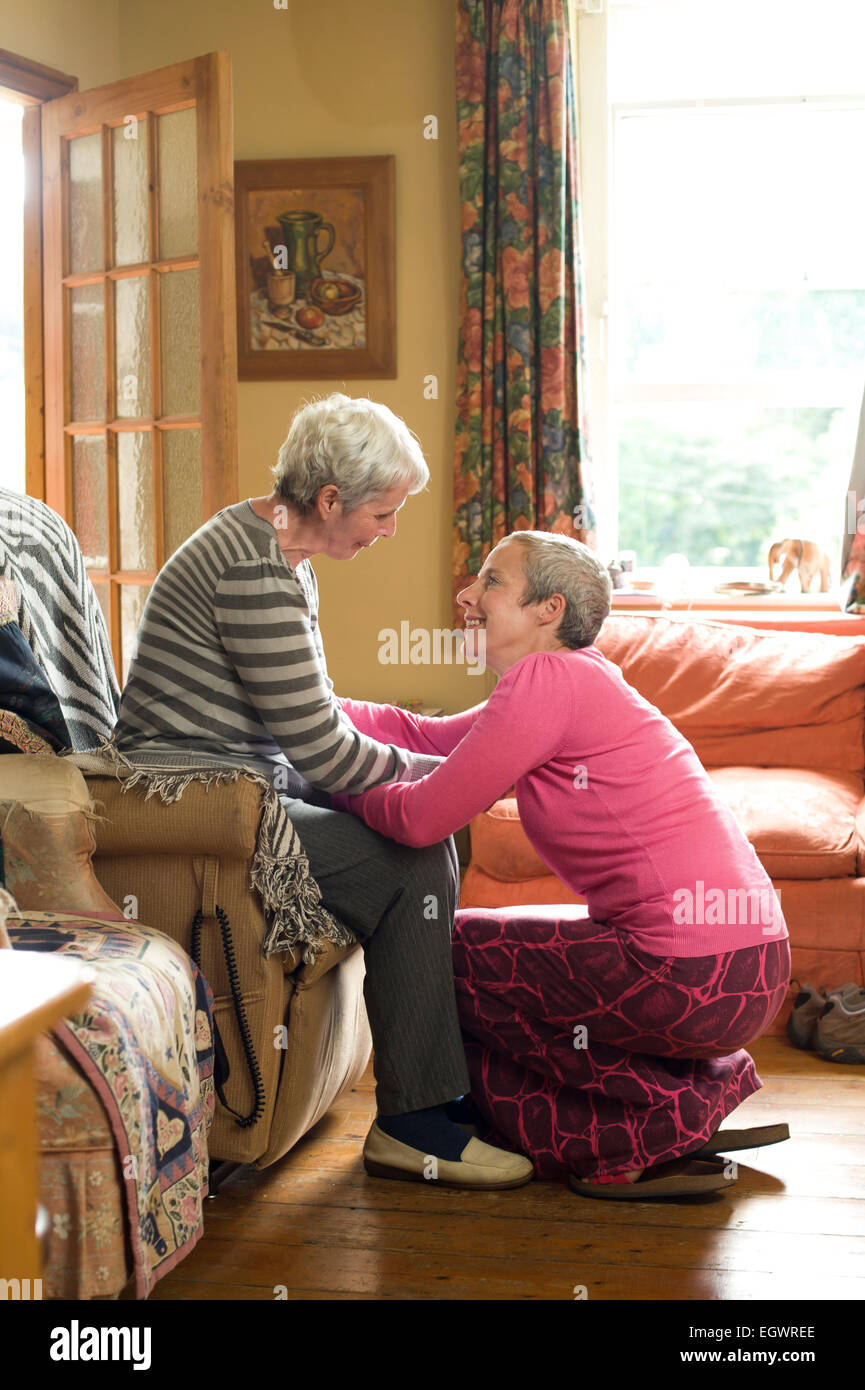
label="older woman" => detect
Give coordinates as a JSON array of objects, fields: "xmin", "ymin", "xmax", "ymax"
[
  {"xmin": 115, "ymin": 393, "xmax": 533, "ymax": 1191},
  {"xmin": 332, "ymin": 531, "xmax": 791, "ymax": 1199}
]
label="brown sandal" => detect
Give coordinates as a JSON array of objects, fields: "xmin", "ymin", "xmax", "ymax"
[
  {"xmin": 689, "ymin": 1122, "xmax": 790, "ymax": 1157},
  {"xmin": 569, "ymin": 1156, "xmax": 737, "ymax": 1200}
]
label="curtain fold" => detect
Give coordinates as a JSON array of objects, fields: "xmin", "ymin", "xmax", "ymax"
[{"xmin": 452, "ymin": 0, "xmax": 596, "ymax": 615}]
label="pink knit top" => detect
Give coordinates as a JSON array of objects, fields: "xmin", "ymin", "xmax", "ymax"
[{"xmin": 335, "ymin": 648, "xmax": 788, "ymax": 959}]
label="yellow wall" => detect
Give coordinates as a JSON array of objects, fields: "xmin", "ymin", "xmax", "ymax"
[
  {"xmin": 113, "ymin": 0, "xmax": 489, "ymax": 709},
  {"xmin": 0, "ymin": 0, "xmax": 120, "ymax": 92},
  {"xmin": 5, "ymin": 0, "xmax": 503, "ymax": 708}
]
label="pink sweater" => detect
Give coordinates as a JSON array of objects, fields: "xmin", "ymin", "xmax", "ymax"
[{"xmin": 335, "ymin": 649, "xmax": 788, "ymax": 958}]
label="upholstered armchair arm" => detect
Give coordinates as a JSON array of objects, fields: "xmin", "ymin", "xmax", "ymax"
[
  {"xmin": 84, "ymin": 771, "xmax": 355, "ymax": 987},
  {"xmin": 84, "ymin": 773, "xmax": 263, "ymax": 859}
]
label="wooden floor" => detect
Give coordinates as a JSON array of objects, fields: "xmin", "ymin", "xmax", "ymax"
[{"xmin": 148, "ymin": 1039, "xmax": 865, "ymax": 1301}]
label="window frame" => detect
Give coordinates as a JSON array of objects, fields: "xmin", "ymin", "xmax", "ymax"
[{"xmin": 576, "ymin": 9, "xmax": 865, "ymax": 596}]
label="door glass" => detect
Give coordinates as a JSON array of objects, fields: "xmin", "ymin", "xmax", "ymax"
[
  {"xmin": 72, "ymin": 434, "xmax": 108, "ymax": 567},
  {"xmin": 114, "ymin": 275, "xmax": 152, "ymax": 417},
  {"xmin": 117, "ymin": 432, "xmax": 155, "ymax": 570},
  {"xmin": 120, "ymin": 583, "xmax": 151, "ymax": 681},
  {"xmin": 70, "ymin": 283, "xmax": 105, "ymax": 421},
  {"xmin": 162, "ymin": 428, "xmax": 202, "ymax": 558},
  {"xmin": 68, "ymin": 132, "xmax": 103, "ymax": 273},
  {"xmin": 112, "ymin": 118, "xmax": 149, "ymax": 266},
  {"xmin": 160, "ymin": 269, "xmax": 201, "ymax": 414},
  {"xmin": 157, "ymin": 109, "xmax": 198, "ymax": 259}
]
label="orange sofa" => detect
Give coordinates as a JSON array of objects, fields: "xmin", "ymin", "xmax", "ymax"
[{"xmin": 461, "ymin": 615, "xmax": 865, "ymax": 1034}]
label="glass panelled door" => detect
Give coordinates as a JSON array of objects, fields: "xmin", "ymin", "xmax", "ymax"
[{"xmin": 41, "ymin": 54, "xmax": 237, "ymax": 681}]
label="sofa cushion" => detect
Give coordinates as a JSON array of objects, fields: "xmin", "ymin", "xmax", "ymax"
[
  {"xmin": 595, "ymin": 616, "xmax": 865, "ymax": 773},
  {"xmin": 706, "ymin": 766, "xmax": 862, "ymax": 879},
  {"xmin": 468, "ymin": 798, "xmax": 551, "ymax": 882},
  {"xmin": 0, "ymin": 754, "xmax": 125, "ymax": 918}
]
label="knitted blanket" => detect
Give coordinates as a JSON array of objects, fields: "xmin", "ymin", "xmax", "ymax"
[
  {"xmin": 0, "ymin": 489, "xmax": 119, "ymax": 750},
  {"xmin": 67, "ymin": 740, "xmax": 355, "ymax": 963},
  {"xmin": 7, "ymin": 910, "xmax": 215, "ymax": 1300}
]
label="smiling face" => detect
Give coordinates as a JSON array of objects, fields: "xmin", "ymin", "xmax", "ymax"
[
  {"xmin": 320, "ymin": 482, "xmax": 411, "ymax": 560},
  {"xmin": 456, "ymin": 539, "xmax": 566, "ymax": 675}
]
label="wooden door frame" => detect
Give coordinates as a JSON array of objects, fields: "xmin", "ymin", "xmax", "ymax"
[
  {"xmin": 40, "ymin": 51, "xmax": 238, "ymax": 527},
  {"xmin": 0, "ymin": 49, "xmax": 78, "ymax": 500}
]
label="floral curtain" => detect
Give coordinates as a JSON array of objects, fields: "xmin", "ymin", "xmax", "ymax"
[{"xmin": 452, "ymin": 0, "xmax": 595, "ymax": 614}]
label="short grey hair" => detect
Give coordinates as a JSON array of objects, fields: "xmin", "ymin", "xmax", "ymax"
[
  {"xmin": 272, "ymin": 393, "xmax": 429, "ymax": 514},
  {"xmin": 501, "ymin": 530, "xmax": 612, "ymax": 649}
]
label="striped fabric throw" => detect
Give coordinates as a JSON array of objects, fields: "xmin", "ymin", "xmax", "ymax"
[{"xmin": 0, "ymin": 489, "xmax": 119, "ymax": 751}]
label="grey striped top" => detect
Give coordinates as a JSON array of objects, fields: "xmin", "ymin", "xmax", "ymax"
[{"xmin": 114, "ymin": 501, "xmax": 433, "ymax": 795}]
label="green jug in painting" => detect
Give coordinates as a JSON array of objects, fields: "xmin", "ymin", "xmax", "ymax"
[{"xmin": 275, "ymin": 210, "xmax": 336, "ymax": 295}]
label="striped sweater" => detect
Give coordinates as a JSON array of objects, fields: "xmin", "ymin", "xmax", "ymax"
[{"xmin": 115, "ymin": 501, "xmax": 436, "ymax": 795}]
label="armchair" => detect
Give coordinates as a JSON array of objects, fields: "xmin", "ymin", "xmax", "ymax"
[{"xmin": 1, "ymin": 487, "xmax": 372, "ymax": 1173}]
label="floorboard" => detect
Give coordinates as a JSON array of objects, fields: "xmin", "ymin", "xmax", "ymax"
[{"xmin": 150, "ymin": 1038, "xmax": 865, "ymax": 1301}]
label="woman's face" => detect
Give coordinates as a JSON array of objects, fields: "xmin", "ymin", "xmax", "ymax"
[
  {"xmin": 457, "ymin": 541, "xmax": 556, "ymax": 674},
  {"xmin": 322, "ymin": 483, "xmax": 411, "ymax": 560}
]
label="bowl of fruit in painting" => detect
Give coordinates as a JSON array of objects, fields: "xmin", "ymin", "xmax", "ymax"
[{"xmin": 310, "ymin": 275, "xmax": 362, "ymax": 316}]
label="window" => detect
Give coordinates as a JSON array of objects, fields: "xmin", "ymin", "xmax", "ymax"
[{"xmin": 577, "ymin": 0, "xmax": 865, "ymax": 590}]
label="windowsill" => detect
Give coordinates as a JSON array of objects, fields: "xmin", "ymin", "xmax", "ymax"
[
  {"xmin": 610, "ymin": 590, "xmax": 865, "ymax": 630},
  {"xmin": 612, "ymin": 590, "xmax": 845, "ymax": 612}
]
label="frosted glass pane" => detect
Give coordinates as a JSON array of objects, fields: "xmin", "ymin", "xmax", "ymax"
[
  {"xmin": 70, "ymin": 284, "xmax": 105, "ymax": 423},
  {"xmin": 114, "ymin": 276, "xmax": 151, "ymax": 418},
  {"xmin": 72, "ymin": 434, "xmax": 108, "ymax": 568},
  {"xmin": 120, "ymin": 584, "xmax": 151, "ymax": 683},
  {"xmin": 162, "ymin": 429, "xmax": 201, "ymax": 559},
  {"xmin": 68, "ymin": 133, "xmax": 103, "ymax": 273},
  {"xmin": 117, "ymin": 432, "xmax": 154, "ymax": 571},
  {"xmin": 113, "ymin": 119, "xmax": 149, "ymax": 266},
  {"xmin": 92, "ymin": 582, "xmax": 110, "ymax": 630},
  {"xmin": 157, "ymin": 108, "xmax": 198, "ymax": 259},
  {"xmin": 160, "ymin": 270, "xmax": 200, "ymax": 415}
]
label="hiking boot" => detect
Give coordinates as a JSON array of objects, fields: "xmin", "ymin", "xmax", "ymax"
[
  {"xmin": 815, "ymin": 987, "xmax": 865, "ymax": 1064},
  {"xmin": 786, "ymin": 980, "xmax": 860, "ymax": 1050}
]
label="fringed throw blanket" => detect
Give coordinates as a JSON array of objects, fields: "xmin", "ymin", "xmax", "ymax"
[
  {"xmin": 67, "ymin": 741, "xmax": 356, "ymax": 963},
  {"xmin": 0, "ymin": 489, "xmax": 119, "ymax": 750},
  {"xmin": 8, "ymin": 911, "xmax": 215, "ymax": 1300}
]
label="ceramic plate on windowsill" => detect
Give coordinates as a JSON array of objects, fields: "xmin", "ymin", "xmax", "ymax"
[{"xmin": 712, "ymin": 582, "xmax": 784, "ymax": 596}]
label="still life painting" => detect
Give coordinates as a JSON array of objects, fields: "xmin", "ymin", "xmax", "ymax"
[{"xmin": 235, "ymin": 156, "xmax": 395, "ymax": 380}]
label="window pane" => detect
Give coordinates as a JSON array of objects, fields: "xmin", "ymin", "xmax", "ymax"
[
  {"xmin": 114, "ymin": 274, "xmax": 152, "ymax": 417},
  {"xmin": 117, "ymin": 432, "xmax": 154, "ymax": 571},
  {"xmin": 70, "ymin": 283, "xmax": 105, "ymax": 422},
  {"xmin": 609, "ymin": 0, "xmax": 865, "ymax": 103},
  {"xmin": 616, "ymin": 404, "xmax": 856, "ymax": 569},
  {"xmin": 72, "ymin": 434, "xmax": 108, "ymax": 568},
  {"xmin": 113, "ymin": 118, "xmax": 149, "ymax": 266},
  {"xmin": 68, "ymin": 132, "xmax": 103, "ymax": 274},
  {"xmin": 157, "ymin": 108, "xmax": 198, "ymax": 259},
  {"xmin": 618, "ymin": 287, "xmax": 865, "ymax": 384},
  {"xmin": 162, "ymin": 428, "xmax": 201, "ymax": 559},
  {"xmin": 615, "ymin": 108, "xmax": 865, "ymax": 294},
  {"xmin": 160, "ymin": 269, "xmax": 200, "ymax": 415}
]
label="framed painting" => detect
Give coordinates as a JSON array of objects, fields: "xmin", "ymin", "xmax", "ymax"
[{"xmin": 234, "ymin": 155, "xmax": 395, "ymax": 380}]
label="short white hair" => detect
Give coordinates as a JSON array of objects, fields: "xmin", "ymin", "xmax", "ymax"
[
  {"xmin": 500, "ymin": 530, "xmax": 612, "ymax": 649},
  {"xmin": 272, "ymin": 393, "xmax": 429, "ymax": 514}
]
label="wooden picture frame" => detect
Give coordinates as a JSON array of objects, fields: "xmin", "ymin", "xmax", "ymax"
[{"xmin": 234, "ymin": 155, "xmax": 395, "ymax": 380}]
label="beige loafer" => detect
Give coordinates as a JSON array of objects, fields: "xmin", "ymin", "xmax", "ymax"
[{"xmin": 363, "ymin": 1121, "xmax": 534, "ymax": 1190}]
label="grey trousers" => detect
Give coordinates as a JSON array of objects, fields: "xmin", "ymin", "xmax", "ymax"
[{"xmin": 279, "ymin": 793, "xmax": 471, "ymax": 1114}]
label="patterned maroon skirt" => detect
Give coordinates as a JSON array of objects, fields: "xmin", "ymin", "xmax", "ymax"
[{"xmin": 452, "ymin": 906, "xmax": 790, "ymax": 1181}]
